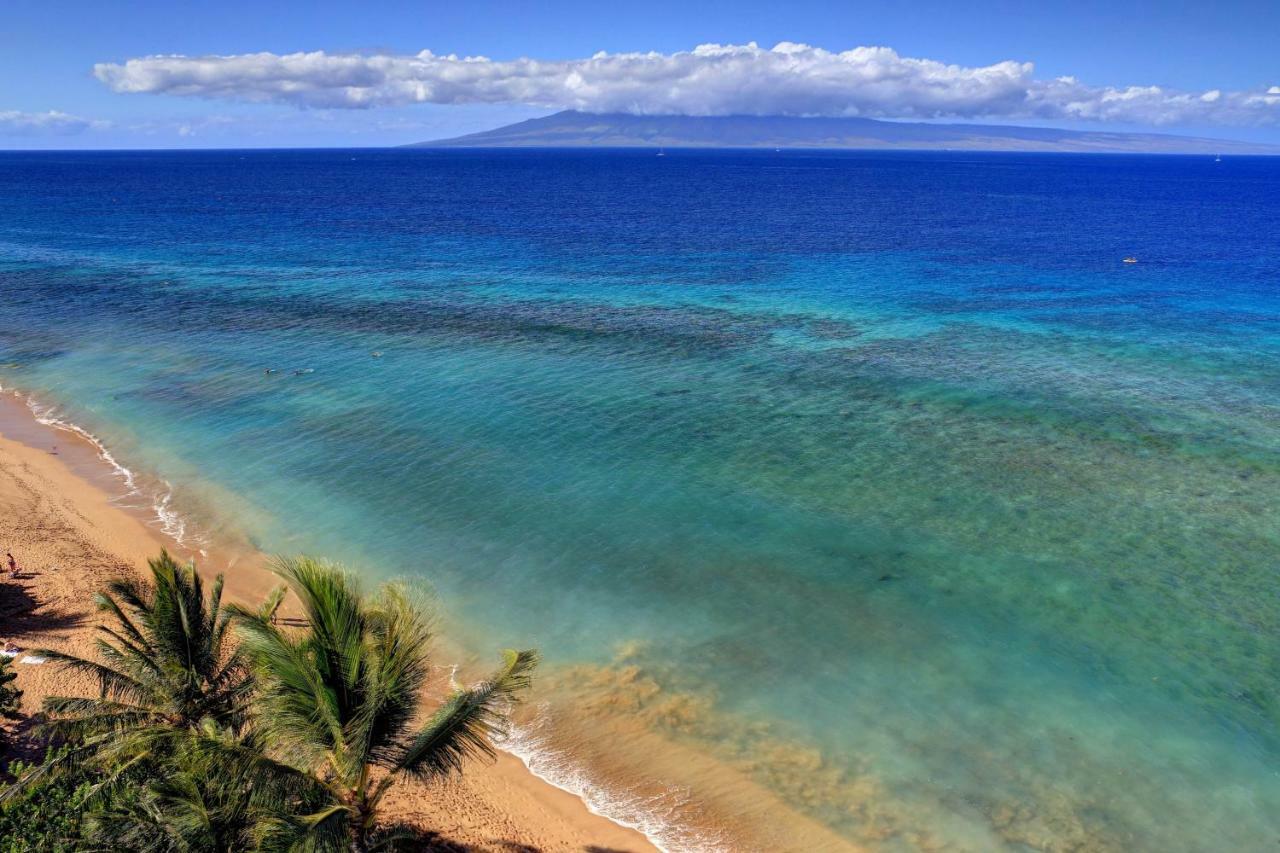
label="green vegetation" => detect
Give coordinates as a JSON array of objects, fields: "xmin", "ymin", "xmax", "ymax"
[
  {"xmin": 0, "ymin": 654, "xmax": 20, "ymax": 743},
  {"xmin": 0, "ymin": 749, "xmax": 91, "ymax": 853},
  {"xmin": 0, "ymin": 552, "xmax": 536, "ymax": 852},
  {"xmin": 78, "ymin": 726, "xmax": 306, "ymax": 852}
]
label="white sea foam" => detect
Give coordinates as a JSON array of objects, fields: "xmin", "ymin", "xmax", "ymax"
[
  {"xmin": 1, "ymin": 384, "xmax": 209, "ymax": 555},
  {"xmin": 151, "ymin": 481, "xmax": 206, "ymax": 553},
  {"xmin": 498, "ymin": 707, "xmax": 728, "ymax": 853}
]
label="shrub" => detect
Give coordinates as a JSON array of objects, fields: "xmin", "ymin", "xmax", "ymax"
[{"xmin": 0, "ymin": 748, "xmax": 91, "ymax": 853}]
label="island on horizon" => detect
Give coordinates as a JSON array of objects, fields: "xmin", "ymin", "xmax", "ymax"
[{"xmin": 410, "ymin": 110, "xmax": 1280, "ymax": 154}]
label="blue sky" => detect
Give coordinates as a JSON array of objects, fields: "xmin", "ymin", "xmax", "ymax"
[{"xmin": 3, "ymin": 0, "xmax": 1279, "ymax": 148}]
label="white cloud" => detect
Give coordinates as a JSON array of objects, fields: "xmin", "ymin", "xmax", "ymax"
[
  {"xmin": 93, "ymin": 42, "xmax": 1280, "ymax": 127},
  {"xmin": 0, "ymin": 110, "xmax": 105, "ymax": 135}
]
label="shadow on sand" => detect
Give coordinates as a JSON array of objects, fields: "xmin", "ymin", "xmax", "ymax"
[{"xmin": 0, "ymin": 579, "xmax": 85, "ymax": 636}]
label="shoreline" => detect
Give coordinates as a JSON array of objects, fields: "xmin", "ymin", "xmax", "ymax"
[{"xmin": 0, "ymin": 388, "xmax": 658, "ymax": 853}]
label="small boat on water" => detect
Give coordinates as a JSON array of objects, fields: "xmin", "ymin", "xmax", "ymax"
[
  {"xmin": 656, "ymin": 147, "xmax": 666, "ymax": 157},
  {"xmin": 1123, "ymin": 257, "xmax": 1138, "ymax": 264}
]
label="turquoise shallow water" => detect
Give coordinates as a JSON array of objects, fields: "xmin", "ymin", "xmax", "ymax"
[{"xmin": 2, "ymin": 149, "xmax": 1280, "ymax": 849}]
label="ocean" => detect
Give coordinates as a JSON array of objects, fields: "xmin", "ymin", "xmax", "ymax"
[{"xmin": 2, "ymin": 148, "xmax": 1279, "ymax": 850}]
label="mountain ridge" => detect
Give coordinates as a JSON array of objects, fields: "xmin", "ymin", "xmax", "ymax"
[{"xmin": 409, "ymin": 110, "xmax": 1279, "ymax": 154}]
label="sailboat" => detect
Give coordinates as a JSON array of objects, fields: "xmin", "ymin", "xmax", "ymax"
[
  {"xmin": 1215, "ymin": 154, "xmax": 1222, "ymax": 163},
  {"xmin": 656, "ymin": 147, "xmax": 666, "ymax": 157}
]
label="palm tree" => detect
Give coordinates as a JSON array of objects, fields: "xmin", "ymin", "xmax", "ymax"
[
  {"xmin": 16, "ymin": 551, "xmax": 252, "ymax": 790},
  {"xmin": 233, "ymin": 557, "xmax": 538, "ymax": 853}
]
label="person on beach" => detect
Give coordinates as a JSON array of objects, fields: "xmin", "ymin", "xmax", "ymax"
[{"xmin": 5, "ymin": 552, "xmax": 17, "ymax": 577}]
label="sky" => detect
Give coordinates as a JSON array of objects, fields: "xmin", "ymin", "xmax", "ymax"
[{"xmin": 2, "ymin": 0, "xmax": 1279, "ymax": 149}]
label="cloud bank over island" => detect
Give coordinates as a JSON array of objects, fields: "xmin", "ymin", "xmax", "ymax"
[{"xmin": 94, "ymin": 42, "xmax": 1280, "ymax": 127}]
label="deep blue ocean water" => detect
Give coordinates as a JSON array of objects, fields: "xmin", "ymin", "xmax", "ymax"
[{"xmin": 2, "ymin": 148, "xmax": 1279, "ymax": 850}]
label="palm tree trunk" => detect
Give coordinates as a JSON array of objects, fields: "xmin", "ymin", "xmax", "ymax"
[{"xmin": 348, "ymin": 800, "xmax": 372, "ymax": 853}]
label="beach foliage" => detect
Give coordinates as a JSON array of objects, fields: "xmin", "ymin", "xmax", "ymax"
[
  {"xmin": 6, "ymin": 553, "xmax": 537, "ymax": 852},
  {"xmin": 79, "ymin": 723, "xmax": 326, "ymax": 853},
  {"xmin": 0, "ymin": 654, "xmax": 20, "ymax": 737},
  {"xmin": 0, "ymin": 747, "xmax": 92, "ymax": 853},
  {"xmin": 232, "ymin": 556, "xmax": 539, "ymax": 852}
]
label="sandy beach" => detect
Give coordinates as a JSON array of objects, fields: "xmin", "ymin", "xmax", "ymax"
[{"xmin": 0, "ymin": 392, "xmax": 656, "ymax": 853}]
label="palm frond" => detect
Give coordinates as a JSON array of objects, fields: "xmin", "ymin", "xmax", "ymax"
[
  {"xmin": 232, "ymin": 606, "xmax": 346, "ymax": 772},
  {"xmin": 93, "ymin": 589, "xmax": 150, "ymax": 650},
  {"xmin": 382, "ymin": 649, "xmax": 538, "ymax": 789},
  {"xmin": 257, "ymin": 583, "xmax": 288, "ymax": 623},
  {"xmin": 33, "ymin": 647, "xmax": 148, "ymax": 702},
  {"xmin": 352, "ymin": 583, "xmax": 434, "ymax": 772},
  {"xmin": 274, "ymin": 556, "xmax": 367, "ymax": 707},
  {"xmin": 255, "ymin": 803, "xmax": 351, "ymax": 853}
]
